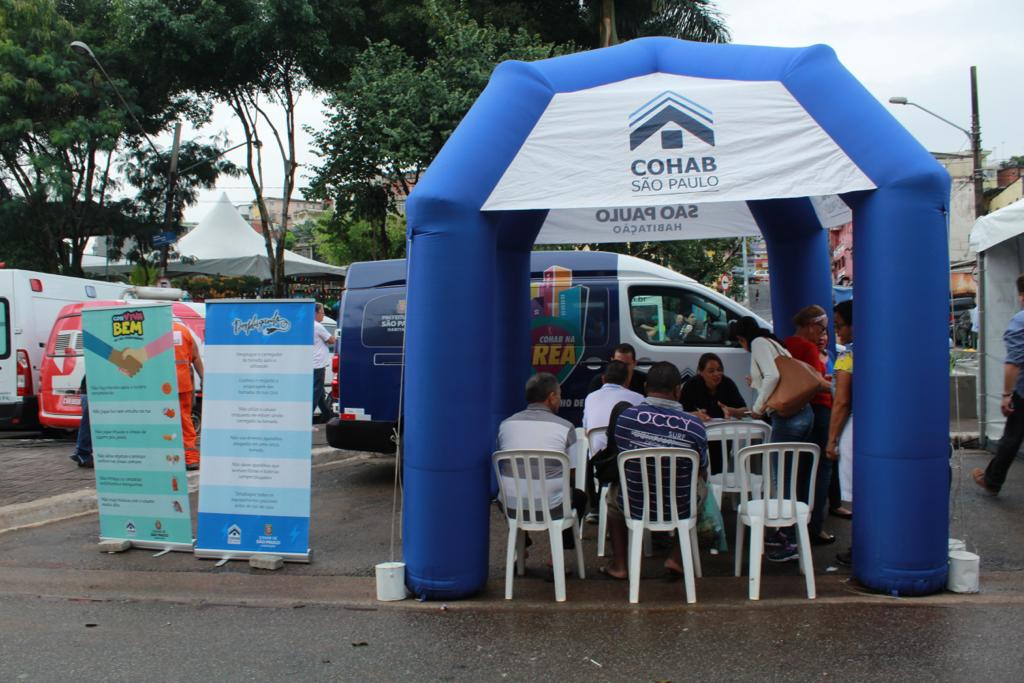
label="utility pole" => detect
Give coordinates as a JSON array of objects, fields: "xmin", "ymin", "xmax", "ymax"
[
  {"xmin": 969, "ymin": 66, "xmax": 984, "ymax": 220},
  {"xmin": 970, "ymin": 67, "xmax": 988, "ymax": 447},
  {"xmin": 158, "ymin": 122, "xmax": 182, "ymax": 283},
  {"xmin": 741, "ymin": 237, "xmax": 750, "ymax": 305}
]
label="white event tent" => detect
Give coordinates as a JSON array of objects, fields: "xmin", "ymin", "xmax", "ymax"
[
  {"xmin": 969, "ymin": 199, "xmax": 1024, "ymax": 443},
  {"xmin": 83, "ymin": 193, "xmax": 346, "ymax": 280}
]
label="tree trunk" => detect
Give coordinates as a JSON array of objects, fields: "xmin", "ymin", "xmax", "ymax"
[{"xmin": 600, "ymin": 0, "xmax": 618, "ymax": 47}]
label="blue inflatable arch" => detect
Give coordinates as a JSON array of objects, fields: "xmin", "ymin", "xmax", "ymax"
[{"xmin": 404, "ymin": 38, "xmax": 950, "ymax": 599}]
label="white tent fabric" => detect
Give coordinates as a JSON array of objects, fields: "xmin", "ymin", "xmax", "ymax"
[
  {"xmin": 969, "ymin": 200, "xmax": 1024, "ymax": 442},
  {"xmin": 534, "ymin": 194, "xmax": 851, "ymax": 244},
  {"xmin": 82, "ymin": 194, "xmax": 346, "ymax": 279},
  {"xmin": 970, "ymin": 199, "xmax": 1024, "ymax": 253},
  {"xmin": 484, "ymin": 73, "xmax": 875, "ymax": 213},
  {"xmin": 173, "ymin": 194, "xmax": 346, "ymax": 278}
]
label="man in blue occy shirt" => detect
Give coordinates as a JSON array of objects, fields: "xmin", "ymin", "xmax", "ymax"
[
  {"xmin": 602, "ymin": 361, "xmax": 708, "ymax": 579},
  {"xmin": 975, "ymin": 274, "xmax": 1024, "ymax": 495}
]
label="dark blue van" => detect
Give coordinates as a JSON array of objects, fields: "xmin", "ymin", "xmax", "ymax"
[{"xmin": 327, "ymin": 251, "xmax": 766, "ymax": 453}]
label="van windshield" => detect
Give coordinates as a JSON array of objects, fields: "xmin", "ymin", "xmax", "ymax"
[
  {"xmin": 629, "ymin": 286, "xmax": 739, "ymax": 346},
  {"xmin": 0, "ymin": 298, "xmax": 9, "ymax": 358}
]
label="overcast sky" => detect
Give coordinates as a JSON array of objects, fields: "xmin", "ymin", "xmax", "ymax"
[
  {"xmin": 180, "ymin": 0, "xmax": 1023, "ymax": 222},
  {"xmin": 715, "ymin": 0, "xmax": 1023, "ymax": 159}
]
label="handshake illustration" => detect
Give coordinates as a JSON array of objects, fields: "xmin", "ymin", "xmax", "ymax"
[{"xmin": 106, "ymin": 347, "xmax": 150, "ymax": 377}]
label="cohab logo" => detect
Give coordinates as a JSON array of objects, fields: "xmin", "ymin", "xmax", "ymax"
[{"xmin": 628, "ymin": 90, "xmax": 715, "ymax": 151}]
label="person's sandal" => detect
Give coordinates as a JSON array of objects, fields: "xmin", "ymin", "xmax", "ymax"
[
  {"xmin": 811, "ymin": 531, "xmax": 836, "ymax": 546},
  {"xmin": 972, "ymin": 468, "xmax": 999, "ymax": 495}
]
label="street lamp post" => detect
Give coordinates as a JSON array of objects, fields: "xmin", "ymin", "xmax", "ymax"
[
  {"xmin": 889, "ymin": 65, "xmax": 984, "ymax": 219},
  {"xmin": 890, "ymin": 66, "xmax": 988, "ymax": 445},
  {"xmin": 70, "ymin": 40, "xmax": 181, "ymax": 283}
]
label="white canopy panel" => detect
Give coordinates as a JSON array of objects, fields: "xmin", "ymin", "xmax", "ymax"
[
  {"xmin": 484, "ymin": 72, "xmax": 875, "ymax": 213},
  {"xmin": 970, "ymin": 200, "xmax": 1024, "ymax": 253},
  {"xmin": 969, "ymin": 200, "xmax": 1024, "ymax": 442},
  {"xmin": 534, "ymin": 195, "xmax": 852, "ymax": 244},
  {"xmin": 82, "ymin": 194, "xmax": 346, "ymax": 279},
  {"xmin": 175, "ymin": 194, "xmax": 346, "ymax": 278}
]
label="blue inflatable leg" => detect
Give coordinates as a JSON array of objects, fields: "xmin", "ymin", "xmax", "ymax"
[
  {"xmin": 849, "ymin": 185, "xmax": 949, "ymax": 595},
  {"xmin": 402, "ymin": 214, "xmax": 496, "ymax": 599}
]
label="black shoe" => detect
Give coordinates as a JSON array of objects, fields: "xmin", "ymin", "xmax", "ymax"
[
  {"xmin": 765, "ymin": 530, "xmax": 790, "ymax": 548},
  {"xmin": 70, "ymin": 454, "xmax": 94, "ymax": 468},
  {"xmin": 836, "ymin": 550, "xmax": 853, "ymax": 567},
  {"xmin": 767, "ymin": 543, "xmax": 800, "ymax": 563},
  {"xmin": 811, "ymin": 531, "xmax": 837, "ymax": 546}
]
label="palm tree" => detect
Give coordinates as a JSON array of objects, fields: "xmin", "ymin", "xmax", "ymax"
[{"xmin": 590, "ymin": 0, "xmax": 731, "ymax": 47}]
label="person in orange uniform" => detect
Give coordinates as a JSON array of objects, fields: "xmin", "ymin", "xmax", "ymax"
[{"xmin": 173, "ymin": 321, "xmax": 204, "ymax": 470}]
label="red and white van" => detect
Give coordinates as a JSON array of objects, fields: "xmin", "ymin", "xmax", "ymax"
[
  {"xmin": 0, "ymin": 269, "xmax": 129, "ymax": 428},
  {"xmin": 39, "ymin": 300, "xmax": 206, "ymax": 429}
]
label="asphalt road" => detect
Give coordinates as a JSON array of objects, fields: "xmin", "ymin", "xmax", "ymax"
[{"xmin": 2, "ymin": 593, "xmax": 1022, "ymax": 682}]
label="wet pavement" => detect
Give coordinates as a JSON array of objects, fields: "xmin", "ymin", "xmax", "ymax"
[
  {"xmin": 0, "ymin": 434, "xmax": 1020, "ymax": 598},
  {"xmin": 0, "ymin": 427, "xmax": 330, "ymax": 507},
  {"xmin": 0, "ymin": 430, "xmax": 92, "ymax": 506},
  {"xmin": 1, "ymin": 431, "xmax": 1023, "ymax": 681},
  {"xmin": 3, "ymin": 593, "xmax": 1023, "ymax": 682}
]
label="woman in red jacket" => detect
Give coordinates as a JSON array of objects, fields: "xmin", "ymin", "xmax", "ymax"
[{"xmin": 784, "ymin": 305, "xmax": 835, "ymax": 545}]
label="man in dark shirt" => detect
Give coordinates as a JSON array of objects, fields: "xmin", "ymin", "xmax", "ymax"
[
  {"xmin": 587, "ymin": 343, "xmax": 647, "ymax": 395},
  {"xmin": 975, "ymin": 274, "xmax": 1024, "ymax": 495},
  {"xmin": 601, "ymin": 362, "xmax": 708, "ymax": 579}
]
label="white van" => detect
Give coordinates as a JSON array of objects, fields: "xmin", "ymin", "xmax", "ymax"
[
  {"xmin": 0, "ymin": 269, "xmax": 128, "ymax": 428},
  {"xmin": 327, "ymin": 250, "xmax": 769, "ymax": 453}
]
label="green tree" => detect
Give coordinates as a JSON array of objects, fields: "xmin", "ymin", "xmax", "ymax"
[
  {"xmin": 112, "ymin": 138, "xmax": 242, "ymax": 283},
  {"xmin": 306, "ymin": 0, "xmax": 567, "ymax": 260},
  {"xmin": 312, "ymin": 209, "xmax": 407, "ymax": 265},
  {"xmin": 122, "ymin": 0, "xmax": 365, "ymax": 295},
  {"xmin": 596, "ymin": 239, "xmax": 741, "ymax": 287},
  {"xmin": 0, "ymin": 0, "xmax": 222, "ymax": 275},
  {"xmin": 590, "ymin": 0, "xmax": 730, "ymax": 47}
]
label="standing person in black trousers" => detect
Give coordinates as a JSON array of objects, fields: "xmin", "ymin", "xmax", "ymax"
[{"xmin": 975, "ymin": 274, "xmax": 1024, "ymax": 495}]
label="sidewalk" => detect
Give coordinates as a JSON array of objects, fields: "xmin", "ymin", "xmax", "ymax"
[
  {"xmin": 0, "ymin": 428, "xmax": 333, "ymax": 531},
  {"xmin": 0, "ymin": 432, "xmax": 94, "ymax": 507},
  {"xmin": 0, "ymin": 433, "xmax": 1021, "ymax": 609}
]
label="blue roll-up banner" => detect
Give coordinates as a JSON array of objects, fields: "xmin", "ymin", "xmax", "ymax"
[{"xmin": 195, "ymin": 300, "xmax": 315, "ymax": 562}]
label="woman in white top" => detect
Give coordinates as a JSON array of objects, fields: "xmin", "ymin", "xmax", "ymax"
[
  {"xmin": 732, "ymin": 317, "xmax": 814, "ymax": 445},
  {"xmin": 733, "ymin": 316, "xmax": 815, "ymax": 560}
]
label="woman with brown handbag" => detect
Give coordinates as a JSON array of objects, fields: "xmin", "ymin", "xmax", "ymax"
[
  {"xmin": 734, "ymin": 316, "xmax": 814, "ymax": 563},
  {"xmin": 784, "ymin": 305, "xmax": 836, "ymax": 546}
]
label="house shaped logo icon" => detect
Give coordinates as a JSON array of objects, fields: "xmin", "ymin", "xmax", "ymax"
[
  {"xmin": 125, "ymin": 520, "xmax": 136, "ymax": 535},
  {"xmin": 227, "ymin": 524, "xmax": 242, "ymax": 545},
  {"xmin": 628, "ymin": 90, "xmax": 715, "ymax": 151}
]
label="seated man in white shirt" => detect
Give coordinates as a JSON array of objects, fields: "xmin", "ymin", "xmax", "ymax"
[
  {"xmin": 496, "ymin": 372, "xmax": 586, "ymax": 551},
  {"xmin": 583, "ymin": 360, "xmax": 644, "ymax": 453},
  {"xmin": 581, "ymin": 360, "xmax": 644, "ymax": 520}
]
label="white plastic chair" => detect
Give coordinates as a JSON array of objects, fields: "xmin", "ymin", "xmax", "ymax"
[
  {"xmin": 617, "ymin": 448, "xmax": 702, "ymax": 604},
  {"xmin": 571, "ymin": 427, "xmax": 589, "ymax": 479},
  {"xmin": 493, "ymin": 449, "xmax": 586, "ymax": 602},
  {"xmin": 733, "ymin": 442, "xmax": 820, "ymax": 600},
  {"xmin": 585, "ymin": 427, "xmax": 611, "ymax": 554},
  {"xmin": 705, "ymin": 420, "xmax": 771, "ymax": 510},
  {"xmin": 570, "ymin": 427, "xmax": 589, "ymax": 540},
  {"xmin": 586, "ymin": 427, "xmax": 651, "ymax": 558}
]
